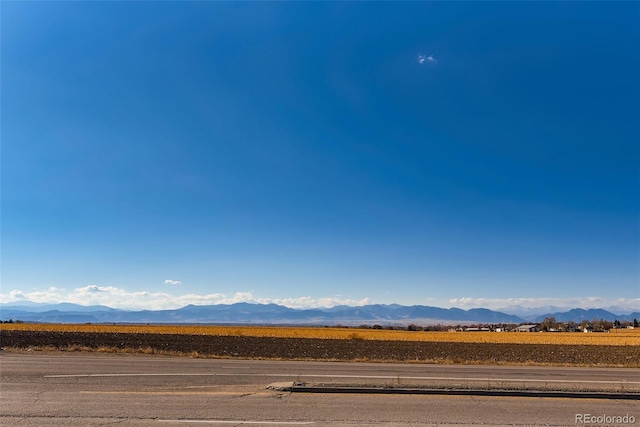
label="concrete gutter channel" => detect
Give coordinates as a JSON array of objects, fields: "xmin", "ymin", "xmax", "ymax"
[{"xmin": 267, "ymin": 382, "xmax": 640, "ymax": 400}]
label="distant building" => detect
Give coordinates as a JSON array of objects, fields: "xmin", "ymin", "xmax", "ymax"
[{"xmin": 515, "ymin": 324, "xmax": 539, "ymax": 332}]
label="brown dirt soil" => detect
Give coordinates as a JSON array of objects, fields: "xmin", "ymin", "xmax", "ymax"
[{"xmin": 2, "ymin": 330, "xmax": 638, "ymax": 367}]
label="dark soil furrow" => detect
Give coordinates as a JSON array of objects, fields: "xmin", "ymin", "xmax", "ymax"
[{"xmin": 2, "ymin": 330, "xmax": 638, "ymax": 367}]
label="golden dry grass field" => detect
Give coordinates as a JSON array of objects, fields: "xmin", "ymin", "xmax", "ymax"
[{"xmin": 1, "ymin": 323, "xmax": 639, "ymax": 346}]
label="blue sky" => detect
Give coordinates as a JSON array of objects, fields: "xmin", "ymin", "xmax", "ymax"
[{"xmin": 2, "ymin": 2, "xmax": 639, "ymax": 312}]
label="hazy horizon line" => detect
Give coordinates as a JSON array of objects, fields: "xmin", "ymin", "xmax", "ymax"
[{"xmin": 1, "ymin": 288, "xmax": 638, "ymax": 315}]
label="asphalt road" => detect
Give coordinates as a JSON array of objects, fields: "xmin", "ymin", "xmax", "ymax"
[{"xmin": 1, "ymin": 351, "xmax": 638, "ymax": 426}]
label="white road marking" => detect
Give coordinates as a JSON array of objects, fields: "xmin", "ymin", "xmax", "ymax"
[
  {"xmin": 43, "ymin": 372, "xmax": 640, "ymax": 384},
  {"xmin": 157, "ymin": 420, "xmax": 314, "ymax": 425}
]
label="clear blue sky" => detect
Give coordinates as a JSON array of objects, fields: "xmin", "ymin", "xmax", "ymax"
[{"xmin": 2, "ymin": 2, "xmax": 638, "ymax": 311}]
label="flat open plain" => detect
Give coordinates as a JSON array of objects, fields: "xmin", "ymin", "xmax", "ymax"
[
  {"xmin": 1, "ymin": 352, "xmax": 638, "ymax": 426},
  {"xmin": 2, "ymin": 327, "xmax": 639, "ymax": 366}
]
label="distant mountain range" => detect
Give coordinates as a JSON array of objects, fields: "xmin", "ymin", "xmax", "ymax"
[{"xmin": 1, "ymin": 302, "xmax": 638, "ymax": 325}]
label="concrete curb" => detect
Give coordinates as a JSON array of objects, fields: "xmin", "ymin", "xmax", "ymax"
[{"xmin": 267, "ymin": 383, "xmax": 640, "ymax": 400}]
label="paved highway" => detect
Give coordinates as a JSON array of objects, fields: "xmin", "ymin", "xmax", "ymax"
[{"xmin": 1, "ymin": 351, "xmax": 638, "ymax": 426}]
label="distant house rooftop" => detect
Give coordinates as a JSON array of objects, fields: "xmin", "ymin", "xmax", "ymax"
[{"xmin": 515, "ymin": 324, "xmax": 539, "ymax": 332}]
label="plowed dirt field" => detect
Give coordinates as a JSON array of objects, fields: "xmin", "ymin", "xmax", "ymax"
[{"xmin": 2, "ymin": 330, "xmax": 638, "ymax": 367}]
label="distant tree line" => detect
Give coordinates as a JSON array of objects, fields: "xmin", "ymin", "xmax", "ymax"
[
  {"xmin": 345, "ymin": 317, "xmax": 640, "ymax": 332},
  {"xmin": 539, "ymin": 317, "xmax": 638, "ymax": 332},
  {"xmin": 351, "ymin": 323, "xmax": 513, "ymax": 332}
]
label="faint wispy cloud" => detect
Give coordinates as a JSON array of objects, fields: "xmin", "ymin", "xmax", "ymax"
[
  {"xmin": 3, "ymin": 287, "xmax": 63, "ymax": 303},
  {"xmin": 418, "ymin": 54, "xmax": 437, "ymax": 65},
  {"xmin": 9, "ymin": 290, "xmax": 27, "ymax": 299},
  {"xmin": 164, "ymin": 280, "xmax": 182, "ymax": 286}
]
